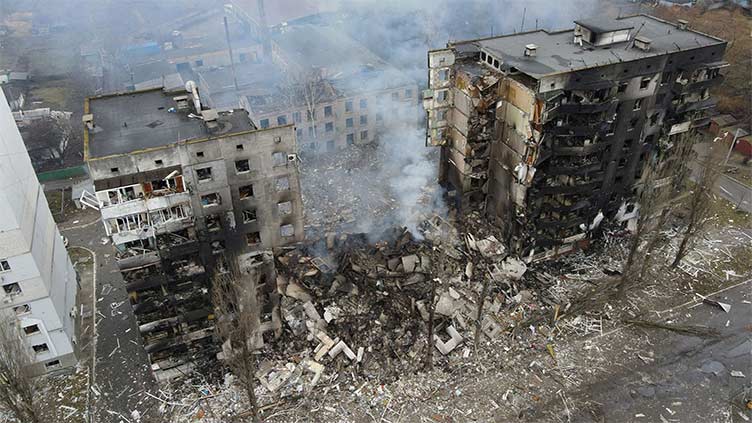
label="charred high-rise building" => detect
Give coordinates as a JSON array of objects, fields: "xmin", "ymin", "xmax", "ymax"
[
  {"xmin": 81, "ymin": 83, "xmax": 304, "ymax": 379},
  {"xmin": 425, "ymin": 15, "xmax": 727, "ymax": 259}
]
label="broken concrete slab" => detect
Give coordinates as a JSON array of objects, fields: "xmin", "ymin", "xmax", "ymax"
[
  {"xmin": 285, "ymin": 281, "xmax": 312, "ymax": 302},
  {"xmin": 496, "ymin": 256, "xmax": 527, "ymax": 280},
  {"xmin": 434, "ymin": 325, "xmax": 463, "ymax": 355},
  {"xmin": 401, "ymin": 255, "xmax": 419, "ymax": 273},
  {"xmin": 435, "ymin": 293, "xmax": 458, "ymax": 317},
  {"xmin": 299, "ymin": 359, "xmax": 325, "ymax": 387},
  {"xmin": 329, "ymin": 340, "xmax": 356, "ymax": 360},
  {"xmin": 323, "ymin": 305, "xmax": 342, "ymax": 323},
  {"xmin": 475, "ymin": 235, "xmax": 506, "ymax": 259},
  {"xmin": 314, "ymin": 331, "xmax": 336, "ymax": 361},
  {"xmin": 303, "ymin": 301, "xmax": 323, "ymax": 323}
]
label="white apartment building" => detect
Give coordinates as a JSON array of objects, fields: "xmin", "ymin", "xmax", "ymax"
[{"xmin": 0, "ymin": 90, "xmax": 78, "ymax": 375}]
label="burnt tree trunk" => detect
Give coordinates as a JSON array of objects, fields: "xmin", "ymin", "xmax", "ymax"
[{"xmin": 425, "ymin": 278, "xmax": 438, "ymax": 371}]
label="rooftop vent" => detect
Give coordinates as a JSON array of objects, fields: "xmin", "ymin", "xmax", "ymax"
[
  {"xmin": 82, "ymin": 114, "xmax": 94, "ymax": 130},
  {"xmin": 573, "ymin": 34, "xmax": 583, "ymax": 46},
  {"xmin": 173, "ymin": 95, "xmax": 189, "ymax": 110},
  {"xmin": 524, "ymin": 44, "xmax": 537, "ymax": 57},
  {"xmin": 633, "ymin": 35, "xmax": 652, "ymax": 52},
  {"xmin": 202, "ymin": 109, "xmax": 219, "ymax": 129},
  {"xmin": 677, "ymin": 19, "xmax": 689, "ymax": 30}
]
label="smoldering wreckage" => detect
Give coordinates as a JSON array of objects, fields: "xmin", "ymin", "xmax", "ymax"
[{"xmin": 145, "ymin": 195, "xmax": 659, "ymax": 422}]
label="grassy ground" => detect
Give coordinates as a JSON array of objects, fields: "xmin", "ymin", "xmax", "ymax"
[
  {"xmin": 28, "ymin": 84, "xmax": 73, "ymax": 110},
  {"xmin": 44, "ymin": 189, "xmax": 78, "ymax": 222}
]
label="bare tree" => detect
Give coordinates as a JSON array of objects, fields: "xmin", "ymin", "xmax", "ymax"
[
  {"xmin": 424, "ymin": 277, "xmax": 438, "ymax": 371},
  {"xmin": 670, "ymin": 152, "xmax": 720, "ymax": 268},
  {"xmin": 280, "ymin": 69, "xmax": 334, "ymax": 141},
  {"xmin": 0, "ymin": 316, "xmax": 41, "ymax": 423},
  {"xmin": 212, "ymin": 261, "xmax": 262, "ymax": 423},
  {"xmin": 473, "ymin": 263, "xmax": 493, "ymax": 353},
  {"xmin": 619, "ymin": 164, "xmax": 668, "ymax": 294}
]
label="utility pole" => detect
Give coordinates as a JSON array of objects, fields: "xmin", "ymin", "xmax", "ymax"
[
  {"xmin": 258, "ymin": 0, "xmax": 272, "ymax": 62},
  {"xmin": 224, "ymin": 16, "xmax": 240, "ymax": 93}
]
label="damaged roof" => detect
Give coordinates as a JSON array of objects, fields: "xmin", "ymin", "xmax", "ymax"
[
  {"xmin": 574, "ymin": 17, "xmax": 634, "ymax": 34},
  {"xmin": 85, "ymin": 88, "xmax": 255, "ymax": 159},
  {"xmin": 452, "ymin": 14, "xmax": 725, "ymax": 80}
]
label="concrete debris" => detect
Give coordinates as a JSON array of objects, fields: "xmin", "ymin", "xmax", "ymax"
[
  {"xmin": 702, "ymin": 297, "xmax": 732, "ymax": 313},
  {"xmin": 329, "ymin": 340, "xmax": 357, "ymax": 360},
  {"xmin": 434, "ymin": 325, "xmax": 463, "ymax": 355},
  {"xmin": 731, "ymin": 370, "xmax": 746, "ymax": 378}
]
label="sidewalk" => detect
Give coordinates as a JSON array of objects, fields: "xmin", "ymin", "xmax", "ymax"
[{"xmin": 62, "ymin": 220, "xmax": 158, "ymax": 422}]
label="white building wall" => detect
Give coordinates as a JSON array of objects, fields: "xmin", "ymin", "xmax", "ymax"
[{"xmin": 0, "ymin": 89, "xmax": 77, "ymax": 374}]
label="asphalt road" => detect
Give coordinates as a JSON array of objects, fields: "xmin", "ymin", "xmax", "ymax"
[
  {"xmin": 62, "ymin": 218, "xmax": 157, "ymax": 423},
  {"xmin": 573, "ymin": 279, "xmax": 752, "ymax": 422}
]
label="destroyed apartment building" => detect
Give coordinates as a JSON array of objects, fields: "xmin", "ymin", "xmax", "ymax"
[
  {"xmin": 425, "ymin": 14, "xmax": 728, "ymax": 260},
  {"xmin": 80, "ymin": 82, "xmax": 304, "ymax": 380}
]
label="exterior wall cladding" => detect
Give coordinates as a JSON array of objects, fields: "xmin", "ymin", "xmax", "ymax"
[
  {"xmin": 0, "ymin": 90, "xmax": 78, "ymax": 376},
  {"xmin": 425, "ymin": 14, "xmax": 727, "ymax": 260},
  {"xmin": 84, "ymin": 87, "xmax": 303, "ymax": 380}
]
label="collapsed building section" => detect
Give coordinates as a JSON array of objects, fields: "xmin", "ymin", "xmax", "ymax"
[
  {"xmin": 425, "ymin": 14, "xmax": 727, "ymax": 259},
  {"xmin": 82, "ymin": 84, "xmax": 304, "ymax": 380}
]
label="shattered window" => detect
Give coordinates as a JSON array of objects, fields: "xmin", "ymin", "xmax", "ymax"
[
  {"xmin": 205, "ymin": 214, "xmax": 221, "ymax": 231},
  {"xmin": 45, "ymin": 360, "xmax": 61, "ymax": 369},
  {"xmin": 32, "ymin": 344, "xmax": 49, "ymax": 354},
  {"xmin": 276, "ymin": 177, "xmax": 290, "ymax": 191},
  {"xmin": 200, "ymin": 193, "xmax": 221, "ymax": 207},
  {"xmin": 618, "ymin": 82, "xmax": 628, "ymax": 93},
  {"xmin": 242, "ymin": 209, "xmax": 257, "ymax": 223},
  {"xmin": 2, "ymin": 283, "xmax": 20, "ymax": 295},
  {"xmin": 278, "ymin": 201, "xmax": 292, "ymax": 215},
  {"xmin": 211, "ymin": 240, "xmax": 225, "ymax": 254},
  {"xmin": 629, "ymin": 118, "xmax": 639, "ymax": 130},
  {"xmin": 640, "ymin": 77, "xmax": 651, "ymax": 89},
  {"xmin": 13, "ymin": 304, "xmax": 30, "ymax": 315},
  {"xmin": 196, "ymin": 167, "xmax": 212, "ymax": 183},
  {"xmin": 239, "ymin": 184, "xmax": 254, "ymax": 199},
  {"xmin": 0, "ymin": 260, "xmax": 10, "ymax": 272},
  {"xmin": 246, "ymin": 231, "xmax": 261, "ymax": 246},
  {"xmin": 633, "ymin": 99, "xmax": 643, "ymax": 111},
  {"xmin": 324, "ymin": 105, "xmax": 332, "ymax": 117},
  {"xmin": 235, "ymin": 159, "xmax": 251, "ymax": 173},
  {"xmin": 23, "ymin": 325, "xmax": 40, "ymax": 335},
  {"xmin": 280, "ymin": 224, "xmax": 294, "ymax": 238},
  {"xmin": 272, "ymin": 152, "xmax": 287, "ymax": 167}
]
